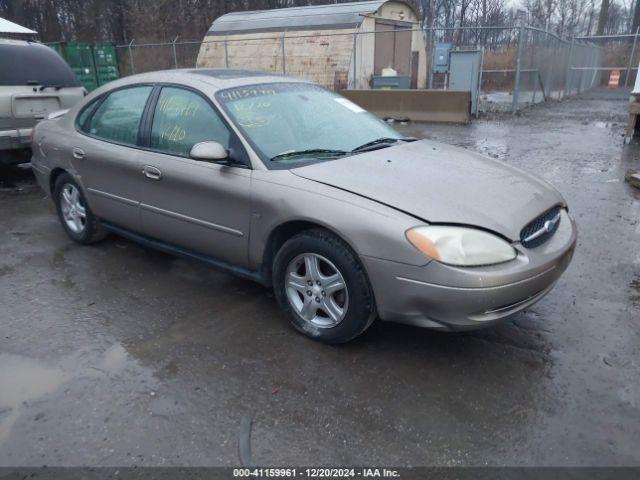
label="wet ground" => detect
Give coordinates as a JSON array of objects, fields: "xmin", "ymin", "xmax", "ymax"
[{"xmin": 1, "ymin": 87, "xmax": 639, "ymax": 467}]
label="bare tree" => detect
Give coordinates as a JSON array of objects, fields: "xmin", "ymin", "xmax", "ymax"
[
  {"xmin": 596, "ymin": 0, "xmax": 610, "ymax": 34},
  {"xmin": 0, "ymin": 0, "xmax": 634, "ymax": 45}
]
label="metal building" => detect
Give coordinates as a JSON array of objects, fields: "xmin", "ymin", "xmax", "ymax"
[
  {"xmin": 0, "ymin": 17, "xmax": 37, "ymax": 38},
  {"xmin": 196, "ymin": 0, "xmax": 427, "ymax": 90}
]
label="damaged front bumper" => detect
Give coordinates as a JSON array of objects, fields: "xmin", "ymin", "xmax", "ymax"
[{"xmin": 363, "ymin": 210, "xmax": 577, "ymax": 331}]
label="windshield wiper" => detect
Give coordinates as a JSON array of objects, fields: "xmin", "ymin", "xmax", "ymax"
[
  {"xmin": 39, "ymin": 84, "xmax": 63, "ymax": 91},
  {"xmin": 352, "ymin": 137, "xmax": 417, "ymax": 153},
  {"xmin": 270, "ymin": 148, "xmax": 348, "ymax": 162}
]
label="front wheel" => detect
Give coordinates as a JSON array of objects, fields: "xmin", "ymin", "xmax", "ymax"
[{"xmin": 273, "ymin": 229, "xmax": 376, "ymax": 344}]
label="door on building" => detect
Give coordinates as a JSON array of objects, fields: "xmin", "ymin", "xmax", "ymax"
[
  {"xmin": 374, "ymin": 21, "xmax": 412, "ymax": 76},
  {"xmin": 449, "ymin": 49, "xmax": 483, "ymax": 116}
]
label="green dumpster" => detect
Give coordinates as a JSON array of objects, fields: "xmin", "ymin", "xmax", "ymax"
[
  {"xmin": 64, "ymin": 43, "xmax": 99, "ymax": 91},
  {"xmin": 47, "ymin": 42, "xmax": 120, "ymax": 92},
  {"xmin": 93, "ymin": 44, "xmax": 119, "ymax": 86}
]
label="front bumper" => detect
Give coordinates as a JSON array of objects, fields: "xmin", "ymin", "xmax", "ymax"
[{"xmin": 362, "ymin": 209, "xmax": 577, "ymax": 331}]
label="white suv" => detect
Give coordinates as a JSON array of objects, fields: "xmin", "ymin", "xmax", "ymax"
[{"xmin": 0, "ymin": 39, "xmax": 85, "ymax": 165}]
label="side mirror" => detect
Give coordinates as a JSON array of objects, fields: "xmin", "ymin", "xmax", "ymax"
[{"xmin": 190, "ymin": 141, "xmax": 229, "ymax": 162}]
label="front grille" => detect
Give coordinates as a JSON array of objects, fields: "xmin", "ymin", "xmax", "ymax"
[{"xmin": 520, "ymin": 206, "xmax": 562, "ymax": 248}]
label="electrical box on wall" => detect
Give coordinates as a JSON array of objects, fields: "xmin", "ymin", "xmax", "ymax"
[{"xmin": 432, "ymin": 43, "xmax": 452, "ymax": 73}]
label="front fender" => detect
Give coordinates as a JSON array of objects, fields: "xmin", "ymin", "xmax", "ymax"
[{"xmin": 248, "ymin": 170, "xmax": 431, "ymax": 271}]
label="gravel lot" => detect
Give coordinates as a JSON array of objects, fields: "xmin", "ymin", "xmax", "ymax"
[{"xmin": 0, "ymin": 87, "xmax": 638, "ymax": 467}]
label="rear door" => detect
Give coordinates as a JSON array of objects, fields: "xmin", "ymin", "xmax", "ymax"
[
  {"xmin": 136, "ymin": 85, "xmax": 252, "ymax": 268},
  {"xmin": 72, "ymin": 85, "xmax": 153, "ymax": 231}
]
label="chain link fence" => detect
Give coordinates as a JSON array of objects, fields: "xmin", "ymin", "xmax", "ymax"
[
  {"xmin": 114, "ymin": 25, "xmax": 603, "ymax": 114},
  {"xmin": 574, "ymin": 32, "xmax": 640, "ymax": 88}
]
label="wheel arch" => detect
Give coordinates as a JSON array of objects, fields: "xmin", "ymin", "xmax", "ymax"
[
  {"xmin": 260, "ymin": 219, "xmax": 362, "ymax": 287},
  {"xmin": 49, "ymin": 167, "xmax": 68, "ymax": 196},
  {"xmin": 49, "ymin": 168, "xmax": 93, "ymax": 211}
]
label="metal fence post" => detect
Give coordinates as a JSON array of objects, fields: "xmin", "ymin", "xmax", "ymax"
[
  {"xmin": 576, "ymin": 46, "xmax": 582, "ymax": 94},
  {"xmin": 281, "ymin": 31, "xmax": 286, "ymax": 74},
  {"xmin": 172, "ymin": 36, "xmax": 179, "ymax": 69},
  {"xmin": 224, "ymin": 34, "xmax": 229, "ymax": 68},
  {"xmin": 512, "ymin": 25, "xmax": 524, "ymax": 114},
  {"xmin": 593, "ymin": 46, "xmax": 602, "ymax": 87},
  {"xmin": 625, "ymin": 27, "xmax": 639, "ymax": 87},
  {"xmin": 352, "ymin": 31, "xmax": 357, "ymax": 89},
  {"xmin": 427, "ymin": 26, "xmax": 434, "ymax": 90},
  {"xmin": 592, "ymin": 46, "xmax": 599, "ymax": 88},
  {"xmin": 563, "ymin": 38, "xmax": 574, "ymax": 98},
  {"xmin": 530, "ymin": 30, "xmax": 537, "ymax": 104},
  {"xmin": 128, "ymin": 39, "xmax": 135, "ymax": 74},
  {"xmin": 544, "ymin": 35, "xmax": 555, "ymax": 100}
]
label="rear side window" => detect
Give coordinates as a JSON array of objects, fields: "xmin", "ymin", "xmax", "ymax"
[
  {"xmin": 0, "ymin": 41, "xmax": 80, "ymax": 87},
  {"xmin": 76, "ymin": 98, "xmax": 101, "ymax": 132},
  {"xmin": 87, "ymin": 86, "xmax": 152, "ymax": 146},
  {"xmin": 150, "ymin": 86, "xmax": 231, "ymax": 156}
]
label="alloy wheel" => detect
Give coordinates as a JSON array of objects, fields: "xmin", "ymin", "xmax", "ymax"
[
  {"xmin": 284, "ymin": 253, "xmax": 349, "ymax": 328},
  {"xmin": 60, "ymin": 183, "xmax": 87, "ymax": 234}
]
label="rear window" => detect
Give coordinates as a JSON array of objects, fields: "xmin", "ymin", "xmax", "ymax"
[{"xmin": 0, "ymin": 41, "xmax": 80, "ymax": 87}]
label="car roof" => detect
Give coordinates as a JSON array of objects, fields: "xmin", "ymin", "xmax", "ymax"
[
  {"xmin": 112, "ymin": 68, "xmax": 310, "ymax": 91},
  {"xmin": 0, "ymin": 38, "xmax": 37, "ymax": 46}
]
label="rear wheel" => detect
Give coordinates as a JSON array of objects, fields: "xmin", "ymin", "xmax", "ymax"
[
  {"xmin": 53, "ymin": 173, "xmax": 106, "ymax": 244},
  {"xmin": 273, "ymin": 229, "xmax": 376, "ymax": 344}
]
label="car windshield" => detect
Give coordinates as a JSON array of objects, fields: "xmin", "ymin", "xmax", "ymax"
[{"xmin": 216, "ymin": 83, "xmax": 404, "ymax": 165}]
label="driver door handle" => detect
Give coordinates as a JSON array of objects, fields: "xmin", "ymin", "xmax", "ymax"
[
  {"xmin": 72, "ymin": 147, "xmax": 85, "ymax": 160},
  {"xmin": 142, "ymin": 165, "xmax": 162, "ymax": 181}
]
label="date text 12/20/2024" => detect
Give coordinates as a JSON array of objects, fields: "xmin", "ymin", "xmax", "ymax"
[{"xmin": 233, "ymin": 468, "xmax": 400, "ymax": 478}]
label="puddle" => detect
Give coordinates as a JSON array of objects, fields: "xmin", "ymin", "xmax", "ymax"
[
  {"xmin": 100, "ymin": 344, "xmax": 129, "ymax": 374},
  {"xmin": 149, "ymin": 395, "xmax": 184, "ymax": 417},
  {"xmin": 0, "ymin": 344, "xmax": 152, "ymax": 445},
  {"xmin": 0, "ymin": 354, "xmax": 68, "ymax": 407},
  {"xmin": 0, "ymin": 354, "xmax": 69, "ymax": 443}
]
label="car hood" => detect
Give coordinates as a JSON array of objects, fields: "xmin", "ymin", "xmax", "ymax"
[{"xmin": 291, "ymin": 139, "xmax": 565, "ymax": 241}]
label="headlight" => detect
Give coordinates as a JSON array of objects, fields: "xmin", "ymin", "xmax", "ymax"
[{"xmin": 406, "ymin": 226, "xmax": 517, "ymax": 266}]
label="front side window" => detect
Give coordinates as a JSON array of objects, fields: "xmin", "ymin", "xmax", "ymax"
[
  {"xmin": 87, "ymin": 86, "xmax": 152, "ymax": 146},
  {"xmin": 150, "ymin": 87, "xmax": 231, "ymax": 157},
  {"xmin": 216, "ymin": 83, "xmax": 403, "ymax": 165}
]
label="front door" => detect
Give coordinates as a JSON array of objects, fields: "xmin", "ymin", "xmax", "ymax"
[
  {"xmin": 374, "ymin": 21, "xmax": 412, "ymax": 75},
  {"xmin": 137, "ymin": 86, "xmax": 252, "ymax": 268},
  {"xmin": 72, "ymin": 85, "xmax": 153, "ymax": 231}
]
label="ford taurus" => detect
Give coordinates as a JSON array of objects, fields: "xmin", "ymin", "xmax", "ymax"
[{"xmin": 31, "ymin": 69, "xmax": 577, "ymax": 343}]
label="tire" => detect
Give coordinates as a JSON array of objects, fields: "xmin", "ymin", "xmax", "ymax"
[
  {"xmin": 53, "ymin": 173, "xmax": 106, "ymax": 244},
  {"xmin": 273, "ymin": 228, "xmax": 376, "ymax": 344}
]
